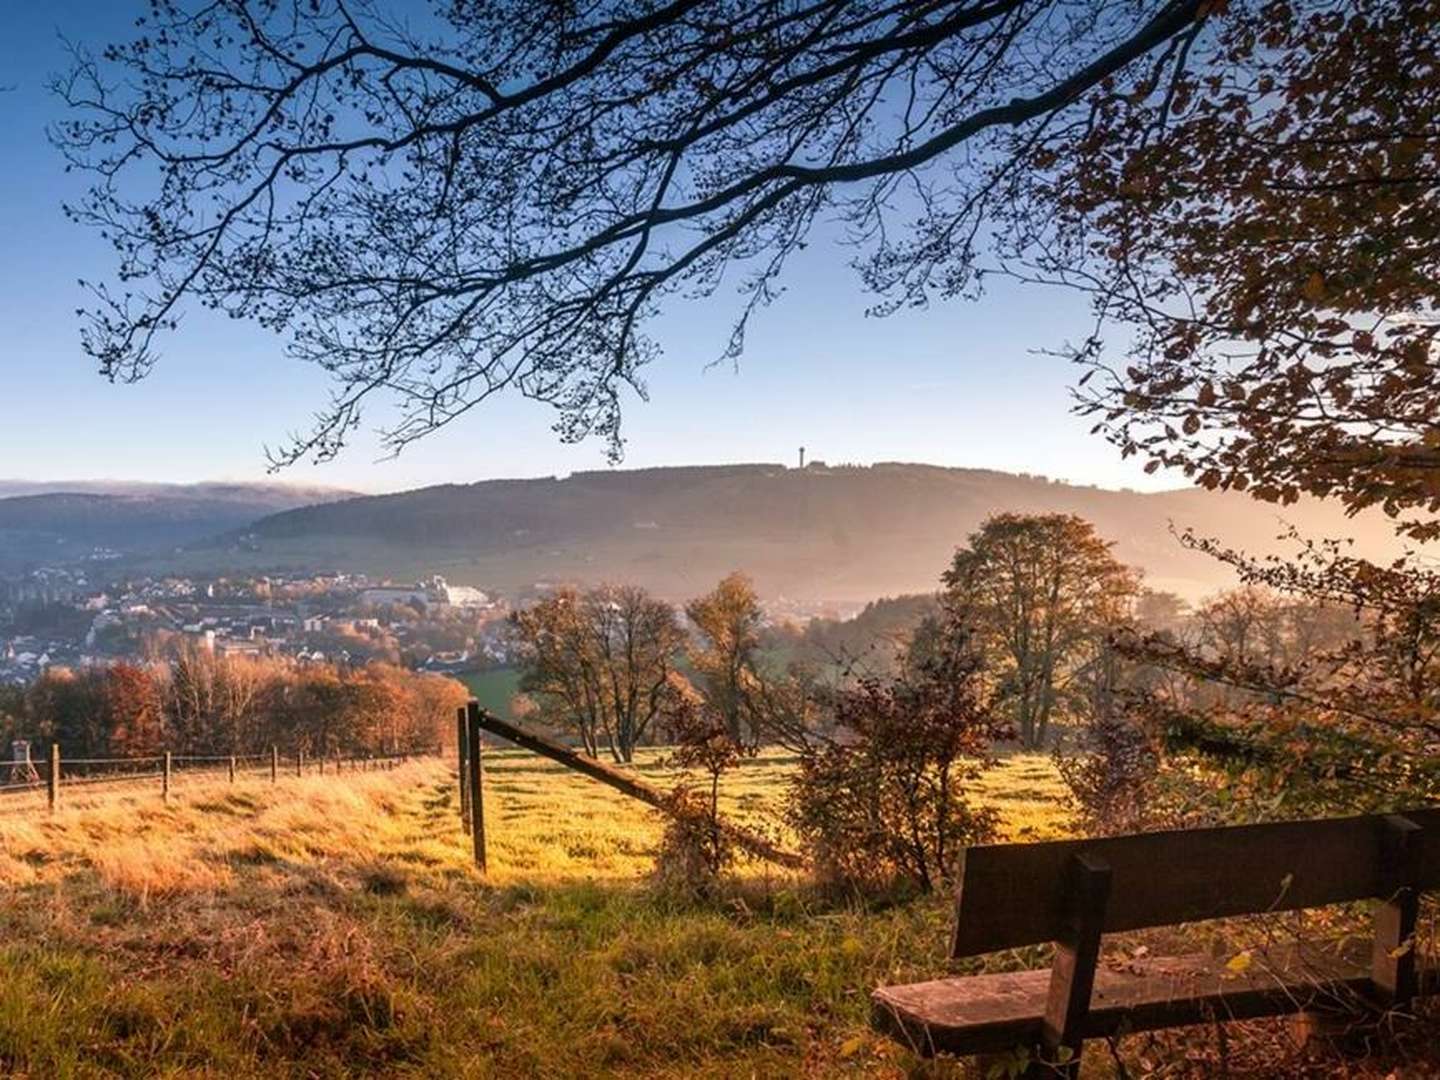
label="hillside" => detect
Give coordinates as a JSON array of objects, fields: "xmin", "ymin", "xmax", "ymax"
[
  {"xmin": 219, "ymin": 463, "xmax": 1426, "ymax": 602},
  {"xmin": 0, "ymin": 483, "xmax": 355, "ymax": 571}
]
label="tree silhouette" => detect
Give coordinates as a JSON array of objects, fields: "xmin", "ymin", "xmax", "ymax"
[{"xmin": 55, "ymin": 0, "xmax": 1210, "ymax": 466}]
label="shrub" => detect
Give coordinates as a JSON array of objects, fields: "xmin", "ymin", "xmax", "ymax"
[
  {"xmin": 786, "ymin": 648, "xmax": 1008, "ymax": 894},
  {"xmin": 652, "ymin": 701, "xmax": 750, "ymax": 894},
  {"xmin": 1055, "ymin": 702, "xmax": 1165, "ymax": 836}
]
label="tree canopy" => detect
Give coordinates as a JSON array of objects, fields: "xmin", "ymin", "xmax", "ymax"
[
  {"xmin": 57, "ymin": 0, "xmax": 1212, "ymax": 466},
  {"xmin": 942, "ymin": 512, "xmax": 1138, "ymax": 748},
  {"xmin": 1050, "ymin": 0, "xmax": 1440, "ymax": 534},
  {"xmin": 57, "ymin": 1, "xmax": 1438, "ymax": 536},
  {"xmin": 685, "ymin": 572, "xmax": 765, "ymax": 745},
  {"xmin": 511, "ymin": 583, "xmax": 686, "ymax": 762}
]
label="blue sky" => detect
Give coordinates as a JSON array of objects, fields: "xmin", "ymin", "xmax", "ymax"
[{"xmin": 0, "ymin": 2, "xmax": 1173, "ymax": 496}]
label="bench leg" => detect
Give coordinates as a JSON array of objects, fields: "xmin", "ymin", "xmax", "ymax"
[
  {"xmin": 1035, "ymin": 853, "xmax": 1112, "ymax": 1078},
  {"xmin": 1371, "ymin": 814, "xmax": 1422, "ymax": 1009}
]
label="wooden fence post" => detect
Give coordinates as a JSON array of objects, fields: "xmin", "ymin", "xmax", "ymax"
[
  {"xmin": 228, "ymin": 755, "xmax": 236, "ymax": 783},
  {"xmin": 296, "ymin": 749, "xmax": 304, "ymax": 777},
  {"xmin": 456, "ymin": 705, "xmax": 470, "ymax": 834},
  {"xmin": 162, "ymin": 750, "xmax": 172, "ymax": 804},
  {"xmin": 48, "ymin": 743, "xmax": 59, "ymax": 813},
  {"xmin": 465, "ymin": 701, "xmax": 487, "ymax": 872},
  {"xmin": 271, "ymin": 745, "xmax": 278, "ymax": 783}
]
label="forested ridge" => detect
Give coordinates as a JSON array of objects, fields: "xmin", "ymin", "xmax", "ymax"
[{"xmin": 229, "ymin": 463, "xmax": 1425, "ymax": 601}]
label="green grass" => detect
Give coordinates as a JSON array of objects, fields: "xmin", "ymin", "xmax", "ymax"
[
  {"xmin": 460, "ymin": 668, "xmax": 523, "ymax": 723},
  {"xmin": 0, "ymin": 750, "xmax": 1070, "ymax": 1077}
]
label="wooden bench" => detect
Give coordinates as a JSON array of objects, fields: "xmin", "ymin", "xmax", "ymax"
[{"xmin": 872, "ymin": 809, "xmax": 1440, "ymax": 1076}]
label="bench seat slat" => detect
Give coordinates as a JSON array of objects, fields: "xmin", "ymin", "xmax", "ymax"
[{"xmin": 873, "ymin": 941, "xmax": 1428, "ymax": 1058}]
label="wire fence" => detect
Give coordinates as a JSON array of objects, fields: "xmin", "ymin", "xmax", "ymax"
[{"xmin": 0, "ymin": 744, "xmax": 441, "ymax": 814}]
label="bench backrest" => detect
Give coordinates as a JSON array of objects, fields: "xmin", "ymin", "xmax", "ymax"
[{"xmin": 951, "ymin": 808, "xmax": 1440, "ymax": 958}]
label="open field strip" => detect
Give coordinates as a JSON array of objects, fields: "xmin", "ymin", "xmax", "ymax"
[{"xmin": 0, "ymin": 750, "xmax": 1068, "ymax": 1077}]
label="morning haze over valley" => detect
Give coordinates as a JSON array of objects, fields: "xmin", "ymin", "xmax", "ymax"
[
  {"xmin": 1, "ymin": 462, "xmax": 1425, "ymax": 687},
  {"xmin": 1, "ymin": 1, "xmax": 1437, "ymax": 1077}
]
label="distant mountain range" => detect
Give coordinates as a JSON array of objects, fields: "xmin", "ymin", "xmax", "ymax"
[
  {"xmin": 0, "ymin": 482, "xmax": 355, "ymax": 571},
  {"xmin": 2, "ymin": 465, "xmax": 1426, "ymax": 602},
  {"xmin": 206, "ymin": 463, "xmax": 1428, "ymax": 603},
  {"xmin": 0, "ymin": 480, "xmax": 353, "ymax": 503}
]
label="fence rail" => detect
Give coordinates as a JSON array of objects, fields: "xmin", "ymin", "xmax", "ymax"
[{"xmin": 0, "ymin": 744, "xmax": 440, "ymax": 814}]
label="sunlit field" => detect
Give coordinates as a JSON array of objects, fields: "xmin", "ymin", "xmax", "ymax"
[
  {"xmin": 481, "ymin": 746, "xmax": 1070, "ymax": 881},
  {"xmin": 0, "ymin": 749, "xmax": 1065, "ymax": 1078},
  {"xmin": 3, "ymin": 747, "xmax": 1439, "ymax": 1078}
]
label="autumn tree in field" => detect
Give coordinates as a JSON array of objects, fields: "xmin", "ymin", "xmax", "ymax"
[
  {"xmin": 686, "ymin": 572, "xmax": 765, "ymax": 745},
  {"xmin": 102, "ymin": 662, "xmax": 166, "ymax": 757},
  {"xmin": 26, "ymin": 667, "xmax": 109, "ymax": 757},
  {"xmin": 268, "ymin": 667, "xmax": 366, "ymax": 757},
  {"xmin": 20, "ymin": 663, "xmax": 164, "ymax": 758},
  {"xmin": 942, "ymin": 514, "xmax": 1138, "ymax": 749},
  {"xmin": 164, "ymin": 642, "xmax": 220, "ymax": 750},
  {"xmin": 511, "ymin": 588, "xmax": 605, "ymax": 756},
  {"xmin": 401, "ymin": 668, "xmax": 471, "ymax": 753},
  {"xmin": 512, "ymin": 585, "xmax": 686, "ymax": 762},
  {"xmin": 578, "ymin": 585, "xmax": 687, "ymax": 762},
  {"xmin": 162, "ymin": 645, "xmax": 272, "ymax": 753},
  {"xmin": 1192, "ymin": 586, "xmax": 1357, "ymax": 673},
  {"xmin": 1134, "ymin": 590, "xmax": 1190, "ymax": 637}
]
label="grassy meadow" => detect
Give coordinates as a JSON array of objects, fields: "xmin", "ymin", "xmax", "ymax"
[
  {"xmin": 4, "ymin": 750, "xmax": 1426, "ymax": 1078},
  {"xmin": 0, "ymin": 748, "xmax": 1069, "ymax": 1078}
]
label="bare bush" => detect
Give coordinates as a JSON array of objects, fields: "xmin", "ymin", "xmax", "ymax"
[
  {"xmin": 652, "ymin": 701, "xmax": 751, "ymax": 895},
  {"xmin": 786, "ymin": 645, "xmax": 1008, "ymax": 894}
]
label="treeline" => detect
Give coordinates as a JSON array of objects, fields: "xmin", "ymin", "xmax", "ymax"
[
  {"xmin": 505, "ymin": 516, "xmax": 1141, "ymax": 763},
  {"xmin": 1069, "ymin": 531, "xmax": 1440, "ymax": 831},
  {"xmin": 508, "ymin": 511, "xmax": 1440, "ymax": 893},
  {"xmin": 0, "ymin": 648, "xmax": 467, "ymax": 759}
]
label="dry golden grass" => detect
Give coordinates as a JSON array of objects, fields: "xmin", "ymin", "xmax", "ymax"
[
  {"xmin": 0, "ymin": 751, "xmax": 1023, "ymax": 1077},
  {"xmin": 0, "ymin": 749, "xmax": 1431, "ymax": 1078},
  {"xmin": 0, "ymin": 762, "xmax": 456, "ymax": 898}
]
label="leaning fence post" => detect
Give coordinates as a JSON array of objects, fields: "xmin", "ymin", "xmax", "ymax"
[
  {"xmin": 48, "ymin": 743, "xmax": 60, "ymax": 813},
  {"xmin": 465, "ymin": 700, "xmax": 487, "ymax": 872},
  {"xmin": 162, "ymin": 750, "xmax": 172, "ymax": 804},
  {"xmin": 228, "ymin": 755, "xmax": 236, "ymax": 783},
  {"xmin": 270, "ymin": 745, "xmax": 278, "ymax": 783},
  {"xmin": 456, "ymin": 705, "xmax": 470, "ymax": 832}
]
